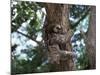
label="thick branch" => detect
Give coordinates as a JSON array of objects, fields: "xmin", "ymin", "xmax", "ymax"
[{"xmin": 70, "ymin": 7, "xmax": 91, "ymax": 29}]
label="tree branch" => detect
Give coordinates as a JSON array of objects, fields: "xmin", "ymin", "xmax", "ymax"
[
  {"xmin": 12, "ymin": 25, "xmax": 45, "ymax": 49},
  {"xmin": 16, "ymin": 30, "xmax": 41, "ymax": 45},
  {"xmin": 70, "ymin": 7, "xmax": 91, "ymax": 29}
]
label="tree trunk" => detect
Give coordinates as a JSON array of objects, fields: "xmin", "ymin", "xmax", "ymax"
[
  {"xmin": 86, "ymin": 6, "xmax": 96, "ymax": 69},
  {"xmin": 43, "ymin": 3, "xmax": 75, "ymax": 71}
]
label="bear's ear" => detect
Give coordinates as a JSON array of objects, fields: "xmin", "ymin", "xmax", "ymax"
[{"xmin": 53, "ymin": 24, "xmax": 62, "ymax": 33}]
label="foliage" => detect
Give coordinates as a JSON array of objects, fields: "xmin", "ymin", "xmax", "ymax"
[
  {"xmin": 11, "ymin": 1, "xmax": 90, "ymax": 74},
  {"xmin": 69, "ymin": 4, "xmax": 90, "ymax": 70}
]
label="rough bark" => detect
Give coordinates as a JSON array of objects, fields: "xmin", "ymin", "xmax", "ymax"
[
  {"xmin": 86, "ymin": 6, "xmax": 96, "ymax": 69},
  {"xmin": 43, "ymin": 3, "xmax": 75, "ymax": 71}
]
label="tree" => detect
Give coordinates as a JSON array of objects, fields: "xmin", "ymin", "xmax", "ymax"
[
  {"xmin": 86, "ymin": 6, "xmax": 96, "ymax": 69},
  {"xmin": 11, "ymin": 1, "xmax": 96, "ymax": 74},
  {"xmin": 43, "ymin": 3, "xmax": 75, "ymax": 71}
]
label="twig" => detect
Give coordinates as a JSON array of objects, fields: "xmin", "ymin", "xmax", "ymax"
[{"xmin": 16, "ymin": 30, "xmax": 41, "ymax": 45}]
